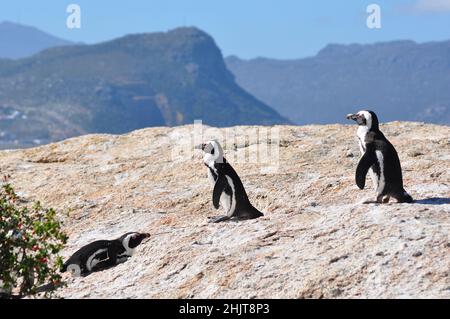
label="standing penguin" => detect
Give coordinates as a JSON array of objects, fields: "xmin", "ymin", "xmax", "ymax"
[
  {"xmin": 196, "ymin": 140, "xmax": 264, "ymax": 223},
  {"xmin": 62, "ymin": 232, "xmax": 150, "ymax": 276},
  {"xmin": 346, "ymin": 110, "xmax": 413, "ymax": 203}
]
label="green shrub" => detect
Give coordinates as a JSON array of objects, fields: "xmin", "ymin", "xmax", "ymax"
[{"xmin": 0, "ymin": 175, "xmax": 68, "ymax": 298}]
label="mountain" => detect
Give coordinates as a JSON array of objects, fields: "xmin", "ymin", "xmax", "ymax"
[
  {"xmin": 0, "ymin": 21, "xmax": 73, "ymax": 59},
  {"xmin": 1, "ymin": 122, "xmax": 448, "ymax": 298},
  {"xmin": 0, "ymin": 27, "xmax": 287, "ymax": 148},
  {"xmin": 226, "ymin": 40, "xmax": 450, "ymax": 125}
]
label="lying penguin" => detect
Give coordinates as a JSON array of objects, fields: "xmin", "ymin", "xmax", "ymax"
[
  {"xmin": 62, "ymin": 232, "xmax": 150, "ymax": 277},
  {"xmin": 196, "ymin": 140, "xmax": 264, "ymax": 223},
  {"xmin": 346, "ymin": 110, "xmax": 413, "ymax": 203}
]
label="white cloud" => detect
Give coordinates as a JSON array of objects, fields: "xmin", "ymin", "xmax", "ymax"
[{"xmin": 410, "ymin": 0, "xmax": 450, "ymax": 13}]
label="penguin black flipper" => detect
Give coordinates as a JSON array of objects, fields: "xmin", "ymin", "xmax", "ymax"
[
  {"xmin": 212, "ymin": 174, "xmax": 227, "ymax": 209},
  {"xmin": 356, "ymin": 148, "xmax": 377, "ymax": 190},
  {"xmin": 90, "ymin": 244, "xmax": 120, "ymax": 272}
]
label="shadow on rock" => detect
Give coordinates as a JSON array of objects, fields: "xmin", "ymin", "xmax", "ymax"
[{"xmin": 414, "ymin": 197, "xmax": 450, "ymax": 205}]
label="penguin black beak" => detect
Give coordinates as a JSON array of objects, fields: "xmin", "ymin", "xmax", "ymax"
[
  {"xmin": 346, "ymin": 113, "xmax": 358, "ymax": 121},
  {"xmin": 136, "ymin": 233, "xmax": 150, "ymax": 244},
  {"xmin": 134, "ymin": 233, "xmax": 150, "ymax": 241}
]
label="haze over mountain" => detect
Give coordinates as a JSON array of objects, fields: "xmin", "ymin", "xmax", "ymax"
[
  {"xmin": 0, "ymin": 27, "xmax": 287, "ymax": 148},
  {"xmin": 0, "ymin": 21, "xmax": 74, "ymax": 59},
  {"xmin": 226, "ymin": 40, "xmax": 450, "ymax": 125}
]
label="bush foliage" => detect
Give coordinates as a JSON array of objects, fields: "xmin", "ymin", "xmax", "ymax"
[{"xmin": 0, "ymin": 175, "xmax": 68, "ymax": 298}]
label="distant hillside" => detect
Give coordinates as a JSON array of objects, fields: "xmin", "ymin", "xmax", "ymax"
[
  {"xmin": 0, "ymin": 21, "xmax": 73, "ymax": 59},
  {"xmin": 226, "ymin": 40, "xmax": 450, "ymax": 125},
  {"xmin": 0, "ymin": 27, "xmax": 287, "ymax": 148}
]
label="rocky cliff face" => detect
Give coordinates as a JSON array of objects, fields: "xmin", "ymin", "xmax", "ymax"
[
  {"xmin": 0, "ymin": 27, "xmax": 287, "ymax": 149},
  {"xmin": 0, "ymin": 122, "xmax": 448, "ymax": 298}
]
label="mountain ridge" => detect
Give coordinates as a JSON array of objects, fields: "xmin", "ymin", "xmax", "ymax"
[
  {"xmin": 0, "ymin": 21, "xmax": 74, "ymax": 59},
  {"xmin": 226, "ymin": 39, "xmax": 450, "ymax": 125},
  {"xmin": 0, "ymin": 27, "xmax": 287, "ymax": 149}
]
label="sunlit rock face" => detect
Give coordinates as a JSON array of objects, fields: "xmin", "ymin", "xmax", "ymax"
[{"xmin": 1, "ymin": 122, "xmax": 449, "ymax": 298}]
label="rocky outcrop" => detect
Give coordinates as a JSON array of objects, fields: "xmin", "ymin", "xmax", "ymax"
[{"xmin": 0, "ymin": 122, "xmax": 448, "ymax": 298}]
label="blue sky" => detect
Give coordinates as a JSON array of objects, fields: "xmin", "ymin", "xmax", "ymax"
[{"xmin": 2, "ymin": 0, "xmax": 450, "ymax": 59}]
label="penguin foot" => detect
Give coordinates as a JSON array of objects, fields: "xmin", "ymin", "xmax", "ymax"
[
  {"xmin": 393, "ymin": 191, "xmax": 414, "ymax": 203},
  {"xmin": 208, "ymin": 215, "xmax": 231, "ymax": 223}
]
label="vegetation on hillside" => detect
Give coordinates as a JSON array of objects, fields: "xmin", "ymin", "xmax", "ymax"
[
  {"xmin": 0, "ymin": 27, "xmax": 287, "ymax": 149},
  {"xmin": 0, "ymin": 175, "xmax": 67, "ymax": 298}
]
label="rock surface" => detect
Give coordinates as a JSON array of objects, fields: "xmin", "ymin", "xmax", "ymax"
[{"xmin": 0, "ymin": 122, "xmax": 449, "ymax": 298}]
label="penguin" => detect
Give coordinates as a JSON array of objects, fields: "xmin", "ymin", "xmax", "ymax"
[
  {"xmin": 196, "ymin": 140, "xmax": 264, "ymax": 223},
  {"xmin": 62, "ymin": 232, "xmax": 150, "ymax": 276},
  {"xmin": 346, "ymin": 110, "xmax": 413, "ymax": 203}
]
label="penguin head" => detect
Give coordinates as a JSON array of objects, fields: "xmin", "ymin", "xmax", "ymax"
[
  {"xmin": 119, "ymin": 232, "xmax": 150, "ymax": 250},
  {"xmin": 346, "ymin": 110, "xmax": 379, "ymax": 131},
  {"xmin": 196, "ymin": 140, "xmax": 224, "ymax": 164}
]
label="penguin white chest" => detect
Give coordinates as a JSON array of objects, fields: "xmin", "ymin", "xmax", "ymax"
[
  {"xmin": 375, "ymin": 150, "xmax": 386, "ymax": 194},
  {"xmin": 357, "ymin": 126, "xmax": 368, "ymax": 154},
  {"xmin": 220, "ymin": 192, "xmax": 231, "ymax": 214},
  {"xmin": 356, "ymin": 126, "xmax": 378, "ymax": 191},
  {"xmin": 223, "ymin": 176, "xmax": 236, "ymax": 217},
  {"xmin": 214, "ymin": 175, "xmax": 236, "ymax": 217},
  {"xmin": 207, "ymin": 168, "xmax": 231, "ymax": 213},
  {"xmin": 117, "ymin": 249, "xmax": 134, "ymax": 263}
]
